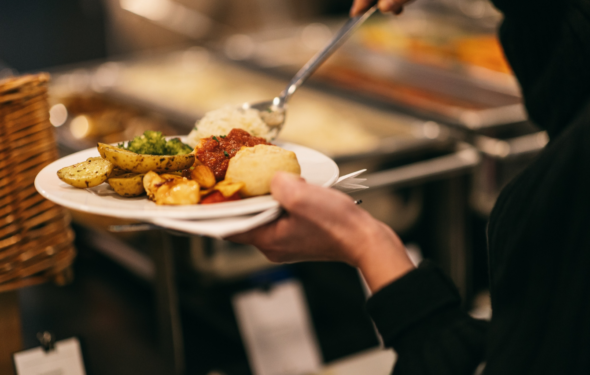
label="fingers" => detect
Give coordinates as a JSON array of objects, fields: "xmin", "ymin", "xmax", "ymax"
[
  {"xmin": 225, "ymin": 216, "xmax": 299, "ymax": 263},
  {"xmin": 350, "ymin": 0, "xmax": 376, "ymax": 16},
  {"xmin": 226, "ymin": 221, "xmax": 275, "ymax": 246},
  {"xmin": 378, "ymin": 0, "xmax": 405, "ymax": 14},
  {"xmin": 351, "ymin": 0, "xmax": 408, "ymax": 16},
  {"xmin": 271, "ymin": 172, "xmax": 356, "ymax": 221}
]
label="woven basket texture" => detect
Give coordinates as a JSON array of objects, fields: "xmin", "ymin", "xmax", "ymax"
[{"xmin": 0, "ymin": 73, "xmax": 76, "ymax": 293}]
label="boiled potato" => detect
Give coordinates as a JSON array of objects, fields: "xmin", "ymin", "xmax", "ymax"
[
  {"xmin": 108, "ymin": 173, "xmax": 146, "ymax": 197},
  {"xmin": 98, "ymin": 143, "xmax": 194, "ymax": 173},
  {"xmin": 225, "ymin": 145, "xmax": 301, "ymax": 197},
  {"xmin": 57, "ymin": 157, "xmax": 114, "ymax": 188}
]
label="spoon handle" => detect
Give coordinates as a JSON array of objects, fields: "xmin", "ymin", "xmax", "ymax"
[{"xmin": 278, "ymin": 5, "xmax": 378, "ymax": 106}]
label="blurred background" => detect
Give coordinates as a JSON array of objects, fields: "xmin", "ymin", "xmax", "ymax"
[{"xmin": 0, "ymin": 0, "xmax": 546, "ymax": 374}]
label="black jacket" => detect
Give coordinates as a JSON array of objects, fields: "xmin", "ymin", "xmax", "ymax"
[{"xmin": 367, "ymin": 1, "xmax": 590, "ymax": 374}]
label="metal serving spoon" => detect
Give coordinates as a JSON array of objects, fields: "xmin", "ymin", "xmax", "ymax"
[{"xmin": 241, "ymin": 5, "xmax": 379, "ymax": 139}]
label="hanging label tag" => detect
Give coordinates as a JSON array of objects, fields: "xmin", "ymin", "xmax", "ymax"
[
  {"xmin": 232, "ymin": 280, "xmax": 322, "ymax": 375},
  {"xmin": 13, "ymin": 337, "xmax": 86, "ymax": 375}
]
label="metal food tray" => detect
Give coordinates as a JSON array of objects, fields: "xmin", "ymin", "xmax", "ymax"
[{"xmin": 218, "ymin": 18, "xmax": 525, "ymax": 130}]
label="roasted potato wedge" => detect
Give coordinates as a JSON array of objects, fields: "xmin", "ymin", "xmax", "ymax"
[
  {"xmin": 57, "ymin": 157, "xmax": 114, "ymax": 188},
  {"xmin": 97, "ymin": 142, "xmax": 108, "ymax": 158},
  {"xmin": 108, "ymin": 167, "xmax": 127, "ymax": 179},
  {"xmin": 98, "ymin": 143, "xmax": 194, "ymax": 173},
  {"xmin": 108, "ymin": 173, "xmax": 146, "ymax": 197}
]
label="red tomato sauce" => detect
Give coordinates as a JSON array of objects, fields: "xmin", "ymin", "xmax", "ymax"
[
  {"xmin": 201, "ymin": 191, "xmax": 241, "ymax": 205},
  {"xmin": 196, "ymin": 128, "xmax": 270, "ymax": 181}
]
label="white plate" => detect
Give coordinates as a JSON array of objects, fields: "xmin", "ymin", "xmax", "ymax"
[{"xmin": 35, "ymin": 140, "xmax": 339, "ymax": 220}]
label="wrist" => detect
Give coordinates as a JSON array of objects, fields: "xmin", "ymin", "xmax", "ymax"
[{"xmin": 353, "ymin": 221, "xmax": 415, "ymax": 293}]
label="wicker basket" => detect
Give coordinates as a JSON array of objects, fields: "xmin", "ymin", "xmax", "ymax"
[{"xmin": 0, "ymin": 73, "xmax": 76, "ymax": 293}]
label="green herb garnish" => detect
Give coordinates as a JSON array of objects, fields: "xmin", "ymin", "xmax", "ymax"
[
  {"xmin": 223, "ymin": 151, "xmax": 229, "ymax": 158},
  {"xmin": 212, "ymin": 136, "xmax": 219, "ymax": 142},
  {"xmin": 220, "ymin": 135, "xmax": 227, "ymax": 138}
]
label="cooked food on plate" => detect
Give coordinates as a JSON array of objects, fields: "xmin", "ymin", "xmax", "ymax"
[
  {"xmin": 56, "ymin": 156, "xmax": 114, "ymax": 188},
  {"xmin": 195, "ymin": 128, "xmax": 271, "ymax": 181},
  {"xmin": 187, "ymin": 105, "xmax": 279, "ymax": 146},
  {"xmin": 226, "ymin": 144, "xmax": 301, "ymax": 197},
  {"xmin": 99, "ymin": 142, "xmax": 195, "ymax": 173},
  {"xmin": 97, "ymin": 131, "xmax": 195, "ymax": 173},
  {"xmin": 143, "ymin": 172, "xmax": 201, "ymax": 205},
  {"xmin": 188, "ymin": 159, "xmax": 216, "ymax": 189},
  {"xmin": 107, "ymin": 173, "xmax": 146, "ymax": 197},
  {"xmin": 56, "ymin": 128, "xmax": 301, "ymax": 205},
  {"xmin": 118, "ymin": 130, "xmax": 193, "ymax": 155}
]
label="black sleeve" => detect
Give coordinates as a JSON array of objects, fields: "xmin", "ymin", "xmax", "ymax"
[{"xmin": 367, "ymin": 262, "xmax": 488, "ymax": 375}]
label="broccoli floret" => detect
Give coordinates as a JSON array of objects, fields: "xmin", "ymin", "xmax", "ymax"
[
  {"xmin": 123, "ymin": 130, "xmax": 167, "ymax": 155},
  {"xmin": 119, "ymin": 131, "xmax": 192, "ymax": 155},
  {"xmin": 165, "ymin": 138, "xmax": 193, "ymax": 155}
]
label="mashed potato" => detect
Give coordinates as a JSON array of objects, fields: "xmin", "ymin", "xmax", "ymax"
[{"xmin": 187, "ymin": 106, "xmax": 277, "ymax": 147}]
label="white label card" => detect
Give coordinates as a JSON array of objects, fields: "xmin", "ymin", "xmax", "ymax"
[
  {"xmin": 13, "ymin": 338, "xmax": 86, "ymax": 375},
  {"xmin": 232, "ymin": 280, "xmax": 322, "ymax": 375}
]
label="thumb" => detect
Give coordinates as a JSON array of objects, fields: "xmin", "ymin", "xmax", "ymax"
[
  {"xmin": 271, "ymin": 172, "xmax": 355, "ymax": 220},
  {"xmin": 271, "ymin": 172, "xmax": 305, "ymax": 205},
  {"xmin": 271, "ymin": 171, "xmax": 323, "ymax": 215},
  {"xmin": 350, "ymin": 0, "xmax": 376, "ymax": 16}
]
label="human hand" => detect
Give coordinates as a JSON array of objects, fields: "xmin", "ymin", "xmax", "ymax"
[
  {"xmin": 227, "ymin": 172, "xmax": 415, "ymax": 292},
  {"xmin": 350, "ymin": 0, "xmax": 413, "ymax": 16}
]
